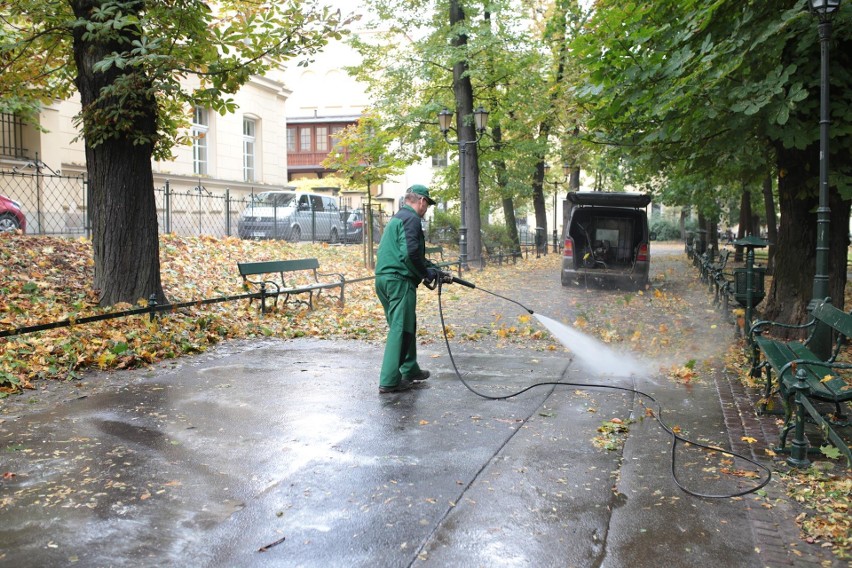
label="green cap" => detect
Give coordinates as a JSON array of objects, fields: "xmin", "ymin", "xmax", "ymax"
[{"xmin": 408, "ymin": 184, "xmax": 436, "ymax": 205}]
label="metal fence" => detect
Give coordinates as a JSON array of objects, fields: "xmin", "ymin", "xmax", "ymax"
[
  {"xmin": 0, "ymin": 165, "xmax": 87, "ymax": 236},
  {"xmin": 0, "ymin": 168, "xmax": 394, "ymax": 244},
  {"xmin": 0, "ymin": 168, "xmax": 524, "ymax": 253}
]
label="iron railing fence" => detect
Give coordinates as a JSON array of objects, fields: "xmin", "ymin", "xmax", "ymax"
[
  {"xmin": 0, "ymin": 170, "xmax": 391, "ymax": 244},
  {"xmin": 0, "ymin": 166, "xmax": 87, "ymax": 236},
  {"xmin": 0, "ymin": 169, "xmax": 541, "ymax": 257}
]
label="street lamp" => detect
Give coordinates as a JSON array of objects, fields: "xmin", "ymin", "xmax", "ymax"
[
  {"xmin": 543, "ymin": 163, "xmax": 571, "ymax": 254},
  {"xmin": 808, "ymin": 0, "xmax": 841, "ymax": 359},
  {"xmin": 438, "ymin": 106, "xmax": 488, "ymax": 268}
]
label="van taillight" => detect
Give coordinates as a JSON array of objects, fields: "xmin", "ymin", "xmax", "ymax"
[
  {"xmin": 637, "ymin": 243, "xmax": 649, "ymax": 262},
  {"xmin": 563, "ymin": 238, "xmax": 574, "ymax": 258}
]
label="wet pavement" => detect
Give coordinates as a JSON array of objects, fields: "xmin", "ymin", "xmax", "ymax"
[{"xmin": 0, "ymin": 246, "xmax": 846, "ymax": 567}]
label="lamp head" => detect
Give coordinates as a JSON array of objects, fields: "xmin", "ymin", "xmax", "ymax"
[
  {"xmin": 473, "ymin": 106, "xmax": 488, "ymax": 133},
  {"xmin": 438, "ymin": 108, "xmax": 453, "ymax": 135},
  {"xmin": 810, "ymin": 0, "xmax": 842, "ymax": 22}
]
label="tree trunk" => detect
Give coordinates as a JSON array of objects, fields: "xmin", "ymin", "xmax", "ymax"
[
  {"xmin": 761, "ymin": 173, "xmax": 777, "ymax": 273},
  {"xmin": 761, "ymin": 144, "xmax": 849, "ymax": 331},
  {"xmin": 491, "ymin": 124, "xmax": 520, "ymax": 252},
  {"xmin": 533, "ymin": 160, "xmax": 547, "ymax": 250},
  {"xmin": 70, "ymin": 0, "xmax": 165, "ymax": 306},
  {"xmin": 449, "ymin": 0, "xmax": 482, "ymax": 262},
  {"xmin": 734, "ymin": 188, "xmax": 752, "ymax": 263}
]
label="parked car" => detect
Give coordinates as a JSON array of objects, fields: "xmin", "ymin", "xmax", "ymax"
[
  {"xmin": 0, "ymin": 195, "xmax": 26, "ymax": 233},
  {"xmin": 238, "ymin": 191, "xmax": 342, "ymax": 243},
  {"xmin": 561, "ymin": 192, "xmax": 651, "ymax": 289},
  {"xmin": 341, "ymin": 209, "xmax": 381, "ymax": 244}
]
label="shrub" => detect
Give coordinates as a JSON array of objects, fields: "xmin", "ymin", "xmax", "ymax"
[{"xmin": 649, "ymin": 218, "xmax": 683, "ymax": 241}]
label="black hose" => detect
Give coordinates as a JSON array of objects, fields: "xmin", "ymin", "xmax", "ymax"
[{"xmin": 435, "ymin": 278, "xmax": 772, "ymax": 499}]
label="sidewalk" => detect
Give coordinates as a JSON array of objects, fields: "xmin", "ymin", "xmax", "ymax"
[{"xmin": 0, "ymin": 246, "xmax": 845, "ymax": 567}]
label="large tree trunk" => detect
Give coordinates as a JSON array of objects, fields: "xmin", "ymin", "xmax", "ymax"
[
  {"xmin": 71, "ymin": 0, "xmax": 165, "ymax": 306},
  {"xmin": 734, "ymin": 188, "xmax": 752, "ymax": 263},
  {"xmin": 532, "ymin": 161, "xmax": 547, "ymax": 251},
  {"xmin": 761, "ymin": 144, "xmax": 849, "ymax": 331},
  {"xmin": 761, "ymin": 173, "xmax": 777, "ymax": 273},
  {"xmin": 449, "ymin": 0, "xmax": 482, "ymax": 263}
]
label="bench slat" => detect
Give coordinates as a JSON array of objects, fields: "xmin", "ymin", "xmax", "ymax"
[{"xmin": 238, "ymin": 259, "xmax": 320, "ymax": 276}]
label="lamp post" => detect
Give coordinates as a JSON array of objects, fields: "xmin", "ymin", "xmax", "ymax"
[
  {"xmin": 808, "ymin": 0, "xmax": 841, "ymax": 359},
  {"xmin": 543, "ymin": 163, "xmax": 570, "ymax": 254},
  {"xmin": 438, "ymin": 106, "xmax": 488, "ymax": 268}
]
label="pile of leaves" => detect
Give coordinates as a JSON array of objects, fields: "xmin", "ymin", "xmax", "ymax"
[{"xmin": 0, "ymin": 233, "xmax": 560, "ymax": 395}]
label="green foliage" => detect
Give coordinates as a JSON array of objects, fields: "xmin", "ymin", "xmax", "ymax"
[
  {"xmin": 649, "ymin": 218, "xmax": 683, "ymax": 241},
  {"xmin": 569, "ymin": 0, "xmax": 851, "ymax": 200},
  {"xmin": 0, "ymin": 1, "xmax": 350, "ymax": 160},
  {"xmin": 321, "ymin": 109, "xmax": 407, "ymax": 187},
  {"xmin": 480, "ymin": 223, "xmax": 515, "ymax": 254},
  {"xmin": 427, "ymin": 208, "xmax": 458, "ymax": 245}
]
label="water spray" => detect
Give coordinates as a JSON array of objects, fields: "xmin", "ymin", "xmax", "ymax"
[{"xmin": 431, "ymin": 270, "xmax": 771, "ymax": 499}]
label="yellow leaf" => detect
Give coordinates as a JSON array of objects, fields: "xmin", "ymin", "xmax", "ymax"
[
  {"xmin": 820, "ymin": 374, "xmax": 833, "ymax": 383},
  {"xmin": 419, "ymin": 420, "xmax": 429, "ymax": 426},
  {"xmin": 741, "ymin": 436, "xmax": 757, "ymax": 444},
  {"xmin": 653, "ymin": 289, "xmax": 663, "ymax": 298}
]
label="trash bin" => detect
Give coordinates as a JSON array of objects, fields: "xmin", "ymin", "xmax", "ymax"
[
  {"xmin": 535, "ymin": 227, "xmax": 546, "ymax": 256},
  {"xmin": 734, "ymin": 267, "xmax": 766, "ymax": 307}
]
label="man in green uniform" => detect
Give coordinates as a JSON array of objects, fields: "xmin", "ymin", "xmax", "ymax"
[{"xmin": 374, "ymin": 185, "xmax": 440, "ymax": 393}]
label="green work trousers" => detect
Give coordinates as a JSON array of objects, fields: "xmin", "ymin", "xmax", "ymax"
[{"xmin": 375, "ymin": 275, "xmax": 422, "ymax": 388}]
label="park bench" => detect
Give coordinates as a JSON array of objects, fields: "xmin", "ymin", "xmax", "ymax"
[
  {"xmin": 749, "ymin": 298, "xmax": 852, "ymax": 466},
  {"xmin": 699, "ymin": 249, "xmax": 729, "ymax": 285},
  {"xmin": 425, "ymin": 245, "xmax": 462, "ymax": 272},
  {"xmin": 704, "ymin": 249, "xmax": 731, "ymax": 288},
  {"xmin": 237, "ymin": 258, "xmax": 345, "ymax": 313}
]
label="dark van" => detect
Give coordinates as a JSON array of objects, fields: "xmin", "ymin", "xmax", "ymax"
[{"xmin": 561, "ymin": 192, "xmax": 652, "ymax": 289}]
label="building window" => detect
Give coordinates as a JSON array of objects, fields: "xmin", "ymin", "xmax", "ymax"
[
  {"xmin": 192, "ymin": 107, "xmax": 209, "ymax": 175},
  {"xmin": 432, "ymin": 152, "xmax": 447, "ymax": 168},
  {"xmin": 243, "ymin": 117, "xmax": 256, "ymax": 182},
  {"xmin": 315, "ymin": 126, "xmax": 328, "ymax": 152},
  {"xmin": 299, "ymin": 127, "xmax": 312, "ymax": 152},
  {"xmin": 330, "ymin": 125, "xmax": 344, "ymax": 149},
  {"xmin": 286, "ymin": 126, "xmax": 297, "ymax": 152},
  {"xmin": 0, "ymin": 113, "xmax": 27, "ymax": 160}
]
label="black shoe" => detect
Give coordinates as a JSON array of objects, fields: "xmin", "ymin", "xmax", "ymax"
[
  {"xmin": 379, "ymin": 379, "xmax": 415, "ymax": 394},
  {"xmin": 403, "ymin": 370, "xmax": 430, "ymax": 382}
]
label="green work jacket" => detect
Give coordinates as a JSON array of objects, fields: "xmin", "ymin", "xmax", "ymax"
[{"xmin": 375, "ymin": 205, "xmax": 434, "ymax": 286}]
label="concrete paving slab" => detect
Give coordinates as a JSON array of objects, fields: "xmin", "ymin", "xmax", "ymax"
[{"xmin": 0, "ymin": 335, "xmax": 777, "ymax": 568}]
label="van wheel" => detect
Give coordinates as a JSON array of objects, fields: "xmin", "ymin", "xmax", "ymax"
[
  {"xmin": 289, "ymin": 226, "xmax": 301, "ymax": 242},
  {"xmin": 329, "ymin": 228, "xmax": 339, "ymax": 244}
]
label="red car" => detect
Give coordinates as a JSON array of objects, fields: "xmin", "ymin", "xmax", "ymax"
[{"xmin": 0, "ymin": 195, "xmax": 26, "ymax": 233}]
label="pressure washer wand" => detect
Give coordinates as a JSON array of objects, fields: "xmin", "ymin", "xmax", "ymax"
[
  {"xmin": 434, "ymin": 271, "xmax": 534, "ymax": 314},
  {"xmin": 448, "ymin": 275, "xmax": 475, "ymax": 289}
]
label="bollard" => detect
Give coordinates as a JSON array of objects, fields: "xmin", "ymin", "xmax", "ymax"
[{"xmin": 148, "ymin": 293, "xmax": 158, "ymax": 322}]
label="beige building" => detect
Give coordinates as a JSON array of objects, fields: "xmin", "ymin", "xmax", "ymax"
[{"xmin": 0, "ymin": 70, "xmax": 296, "ymax": 236}]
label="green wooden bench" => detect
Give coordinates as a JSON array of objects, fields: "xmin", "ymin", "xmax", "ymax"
[
  {"xmin": 237, "ymin": 259, "xmax": 345, "ymax": 313},
  {"xmin": 425, "ymin": 245, "xmax": 461, "ymax": 272},
  {"xmin": 750, "ymin": 298, "xmax": 852, "ymax": 466}
]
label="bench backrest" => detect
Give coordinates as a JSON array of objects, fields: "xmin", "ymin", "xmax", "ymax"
[
  {"xmin": 812, "ymin": 299, "xmax": 852, "ymax": 338},
  {"xmin": 425, "ymin": 246, "xmax": 444, "ymax": 261},
  {"xmin": 238, "ymin": 258, "xmax": 320, "ymax": 277}
]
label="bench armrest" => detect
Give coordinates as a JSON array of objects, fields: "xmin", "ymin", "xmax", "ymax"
[
  {"xmin": 317, "ymin": 271, "xmax": 345, "ymax": 283},
  {"xmin": 750, "ymin": 316, "xmax": 815, "ymax": 339},
  {"xmin": 242, "ymin": 277, "xmax": 281, "ymax": 296}
]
